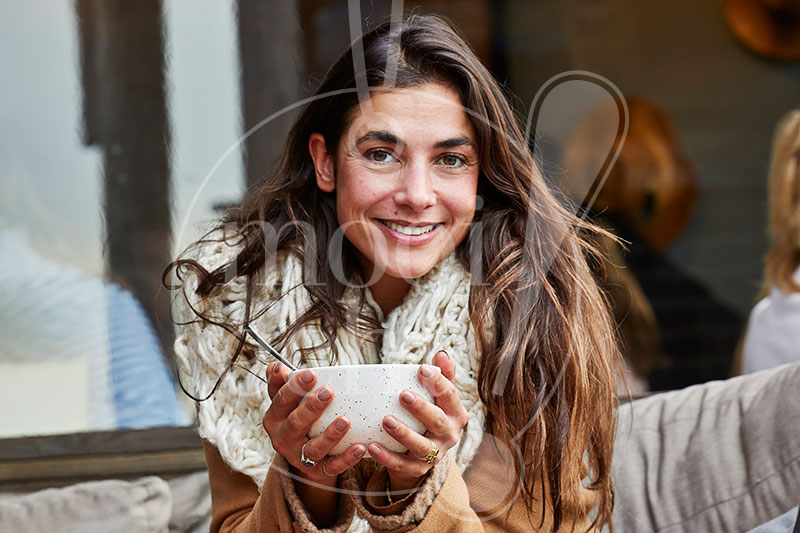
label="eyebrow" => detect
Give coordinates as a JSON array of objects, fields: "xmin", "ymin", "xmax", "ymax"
[
  {"xmin": 433, "ymin": 137, "xmax": 474, "ymax": 149},
  {"xmin": 355, "ymin": 130, "xmax": 475, "ymax": 150},
  {"xmin": 356, "ymin": 131, "xmax": 402, "ymax": 146}
]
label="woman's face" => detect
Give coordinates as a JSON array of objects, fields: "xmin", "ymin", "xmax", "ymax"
[{"xmin": 309, "ymin": 82, "xmax": 480, "ymax": 284}]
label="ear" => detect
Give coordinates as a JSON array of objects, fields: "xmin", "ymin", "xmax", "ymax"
[{"xmin": 308, "ymin": 132, "xmax": 336, "ymax": 193}]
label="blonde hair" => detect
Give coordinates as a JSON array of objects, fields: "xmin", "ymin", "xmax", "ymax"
[{"xmin": 764, "ymin": 110, "xmax": 800, "ymax": 294}]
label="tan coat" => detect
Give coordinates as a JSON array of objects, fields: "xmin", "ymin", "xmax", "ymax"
[{"xmin": 204, "ymin": 438, "xmax": 598, "ymax": 532}]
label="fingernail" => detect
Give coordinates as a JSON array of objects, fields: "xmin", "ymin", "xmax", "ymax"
[
  {"xmin": 353, "ymin": 446, "xmax": 366, "ymax": 458},
  {"xmin": 421, "ymin": 365, "xmax": 434, "ymax": 377},
  {"xmin": 334, "ymin": 418, "xmax": 348, "ymax": 432},
  {"xmin": 300, "ymin": 370, "xmax": 314, "ymax": 384},
  {"xmin": 273, "ymin": 362, "xmax": 282, "ymax": 373},
  {"xmin": 438, "ymin": 350, "xmax": 450, "ymax": 361},
  {"xmin": 401, "ymin": 390, "xmax": 415, "ymax": 405},
  {"xmin": 317, "ymin": 387, "xmax": 331, "ymax": 401},
  {"xmin": 384, "ymin": 416, "xmax": 399, "ymax": 430},
  {"xmin": 368, "ymin": 443, "xmax": 382, "ymax": 456}
]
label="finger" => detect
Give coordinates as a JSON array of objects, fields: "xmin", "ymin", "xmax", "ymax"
[
  {"xmin": 418, "ymin": 364, "xmax": 443, "ymax": 392},
  {"xmin": 302, "ymin": 416, "xmax": 351, "ymax": 461},
  {"xmin": 398, "ymin": 391, "xmax": 452, "ymax": 437},
  {"xmin": 432, "ymin": 350, "xmax": 455, "ymax": 383},
  {"xmin": 383, "ymin": 415, "xmax": 441, "ymax": 459},
  {"xmin": 282, "ymin": 385, "xmax": 333, "ymax": 440},
  {"xmin": 417, "ymin": 368, "xmax": 467, "ymax": 421},
  {"xmin": 267, "ymin": 362, "xmax": 290, "ymax": 399},
  {"xmin": 367, "ymin": 443, "xmax": 430, "ymax": 480},
  {"xmin": 267, "ymin": 369, "xmax": 317, "ymax": 421},
  {"xmin": 322, "ymin": 444, "xmax": 366, "ymax": 476}
]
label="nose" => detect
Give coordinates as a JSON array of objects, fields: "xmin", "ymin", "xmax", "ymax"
[{"xmin": 394, "ymin": 160, "xmax": 435, "ymax": 211}]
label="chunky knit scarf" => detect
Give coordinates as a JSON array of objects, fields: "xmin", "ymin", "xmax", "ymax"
[{"xmin": 173, "ymin": 234, "xmax": 486, "ymax": 526}]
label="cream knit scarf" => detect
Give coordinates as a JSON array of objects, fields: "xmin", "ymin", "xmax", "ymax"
[{"xmin": 173, "ymin": 235, "xmax": 486, "ymax": 523}]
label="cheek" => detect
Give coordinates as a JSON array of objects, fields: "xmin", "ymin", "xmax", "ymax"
[
  {"xmin": 450, "ymin": 185, "xmax": 479, "ymax": 223},
  {"xmin": 446, "ymin": 188, "xmax": 479, "ymax": 244},
  {"xmin": 335, "ymin": 182, "xmax": 384, "ymax": 226},
  {"xmin": 463, "ymin": 193, "xmax": 478, "ymax": 218}
]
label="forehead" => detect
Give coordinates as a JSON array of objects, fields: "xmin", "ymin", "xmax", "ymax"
[{"xmin": 341, "ymin": 83, "xmax": 476, "ymax": 144}]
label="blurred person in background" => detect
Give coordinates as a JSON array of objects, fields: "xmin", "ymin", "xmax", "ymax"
[
  {"xmin": 562, "ymin": 98, "xmax": 744, "ymax": 391},
  {"xmin": 741, "ymin": 110, "xmax": 800, "ymax": 373}
]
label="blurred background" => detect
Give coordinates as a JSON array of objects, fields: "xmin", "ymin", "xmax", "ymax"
[{"xmin": 2, "ymin": 0, "xmax": 799, "ymax": 440}]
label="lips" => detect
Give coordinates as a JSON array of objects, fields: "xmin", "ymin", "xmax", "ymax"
[{"xmin": 378, "ymin": 219, "xmax": 441, "ymax": 236}]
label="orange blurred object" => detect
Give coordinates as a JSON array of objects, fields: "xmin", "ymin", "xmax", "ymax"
[{"xmin": 723, "ymin": 0, "xmax": 800, "ymax": 61}]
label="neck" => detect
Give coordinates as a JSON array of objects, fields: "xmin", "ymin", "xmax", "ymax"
[
  {"xmin": 368, "ymin": 274, "xmax": 411, "ymax": 316},
  {"xmin": 357, "ymin": 256, "xmax": 411, "ymax": 315}
]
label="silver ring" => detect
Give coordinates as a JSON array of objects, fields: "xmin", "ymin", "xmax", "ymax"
[
  {"xmin": 321, "ymin": 458, "xmax": 335, "ymax": 477},
  {"xmin": 300, "ymin": 442, "xmax": 316, "ymax": 468}
]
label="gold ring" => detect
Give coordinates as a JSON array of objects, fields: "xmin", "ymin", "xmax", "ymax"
[
  {"xmin": 321, "ymin": 458, "xmax": 336, "ymax": 477},
  {"xmin": 415, "ymin": 439, "xmax": 439, "ymax": 465}
]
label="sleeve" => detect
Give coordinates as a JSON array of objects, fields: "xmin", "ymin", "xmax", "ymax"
[
  {"xmin": 204, "ymin": 440, "xmax": 355, "ymax": 533},
  {"xmin": 345, "ymin": 444, "xmax": 598, "ymax": 532},
  {"xmin": 342, "ymin": 454, "xmax": 485, "ymax": 532}
]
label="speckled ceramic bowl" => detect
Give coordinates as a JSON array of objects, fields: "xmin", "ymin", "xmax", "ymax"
[{"xmin": 298, "ymin": 364, "xmax": 438, "ymax": 456}]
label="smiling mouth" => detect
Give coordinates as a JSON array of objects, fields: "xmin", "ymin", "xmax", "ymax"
[{"xmin": 378, "ymin": 220, "xmax": 442, "ymax": 236}]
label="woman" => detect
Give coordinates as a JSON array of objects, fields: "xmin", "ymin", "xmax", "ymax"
[
  {"xmin": 741, "ymin": 109, "xmax": 800, "ymax": 374},
  {"xmin": 167, "ymin": 14, "xmax": 621, "ymax": 532}
]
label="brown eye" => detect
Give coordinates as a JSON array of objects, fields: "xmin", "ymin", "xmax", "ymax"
[
  {"xmin": 367, "ymin": 149, "xmax": 395, "ymax": 163},
  {"xmin": 440, "ymin": 154, "xmax": 466, "ymax": 167}
]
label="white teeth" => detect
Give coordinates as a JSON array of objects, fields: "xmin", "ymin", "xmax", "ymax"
[{"xmin": 383, "ymin": 220, "xmax": 438, "ymax": 236}]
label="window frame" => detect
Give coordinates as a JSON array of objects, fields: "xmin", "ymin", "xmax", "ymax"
[{"xmin": 0, "ymin": 426, "xmax": 205, "ymax": 493}]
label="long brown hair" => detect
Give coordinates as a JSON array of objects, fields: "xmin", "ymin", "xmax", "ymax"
[
  {"xmin": 764, "ymin": 110, "xmax": 800, "ymax": 295},
  {"xmin": 166, "ymin": 14, "xmax": 621, "ymax": 530}
]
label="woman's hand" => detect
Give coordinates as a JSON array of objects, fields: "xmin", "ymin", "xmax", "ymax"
[
  {"xmin": 262, "ymin": 362, "xmax": 366, "ymax": 485},
  {"xmin": 368, "ymin": 350, "xmax": 469, "ymax": 496}
]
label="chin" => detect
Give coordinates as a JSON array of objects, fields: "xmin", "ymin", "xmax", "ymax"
[{"xmin": 377, "ymin": 256, "xmax": 439, "ymax": 281}]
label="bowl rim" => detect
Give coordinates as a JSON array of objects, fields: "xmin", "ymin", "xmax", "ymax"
[{"xmin": 290, "ymin": 363, "xmax": 429, "ymax": 375}]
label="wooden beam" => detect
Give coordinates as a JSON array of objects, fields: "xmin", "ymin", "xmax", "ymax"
[{"xmin": 0, "ymin": 426, "xmax": 204, "ymax": 493}]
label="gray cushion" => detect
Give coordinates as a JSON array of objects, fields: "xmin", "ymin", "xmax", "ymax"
[
  {"xmin": 613, "ymin": 363, "xmax": 800, "ymax": 532},
  {"xmin": 0, "ymin": 476, "xmax": 171, "ymax": 533},
  {"xmin": 167, "ymin": 470, "xmax": 212, "ymax": 533}
]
